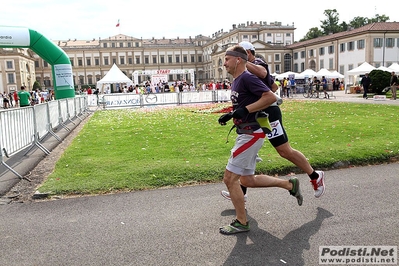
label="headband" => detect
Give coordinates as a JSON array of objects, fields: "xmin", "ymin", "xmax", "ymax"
[{"xmin": 225, "ymin": 50, "xmax": 248, "ymax": 61}]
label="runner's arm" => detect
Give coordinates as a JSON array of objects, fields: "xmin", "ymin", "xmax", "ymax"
[
  {"xmin": 246, "ymin": 61, "xmax": 267, "ymax": 79},
  {"xmin": 271, "ymin": 82, "xmax": 278, "ymax": 92},
  {"xmin": 245, "ymin": 91, "xmax": 277, "ymax": 113}
]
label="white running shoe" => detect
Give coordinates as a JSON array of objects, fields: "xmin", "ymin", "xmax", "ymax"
[
  {"xmin": 221, "ymin": 190, "xmax": 248, "ymax": 202},
  {"xmin": 310, "ymin": 171, "xmax": 325, "ymax": 198}
]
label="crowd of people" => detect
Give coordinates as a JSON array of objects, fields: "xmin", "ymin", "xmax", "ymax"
[
  {"xmin": 274, "ymin": 76, "xmax": 344, "ymax": 99},
  {"xmin": 78, "ymin": 79, "xmax": 233, "ymax": 96},
  {"xmin": 1, "ymin": 87, "xmax": 53, "ymax": 109}
]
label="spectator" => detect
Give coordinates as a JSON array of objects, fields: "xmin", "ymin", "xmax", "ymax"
[
  {"xmin": 2, "ymin": 92, "xmax": 10, "ymax": 109},
  {"xmin": 164, "ymin": 83, "xmax": 170, "ymax": 92},
  {"xmin": 289, "ymin": 77, "xmax": 296, "ymax": 96},
  {"xmin": 32, "ymin": 89, "xmax": 40, "ymax": 104},
  {"xmin": 8, "ymin": 92, "xmax": 13, "ymax": 107},
  {"xmin": 321, "ymin": 76, "xmax": 329, "ymax": 99},
  {"xmin": 333, "ymin": 78, "xmax": 340, "ymax": 91},
  {"xmin": 313, "ymin": 77, "xmax": 321, "ymax": 98},
  {"xmin": 360, "ymin": 73, "xmax": 371, "ymax": 99},
  {"xmin": 390, "ymin": 71, "xmax": 397, "ymax": 100},
  {"xmin": 17, "ymin": 86, "xmax": 31, "ymax": 107},
  {"xmin": 40, "ymin": 90, "xmax": 48, "ymax": 103},
  {"xmin": 13, "ymin": 90, "xmax": 19, "ymax": 107},
  {"xmin": 275, "ymin": 78, "xmax": 282, "ymax": 97},
  {"xmin": 283, "ymin": 77, "xmax": 288, "ymax": 97}
]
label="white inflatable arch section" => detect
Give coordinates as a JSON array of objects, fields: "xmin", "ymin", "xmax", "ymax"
[{"xmin": 0, "ymin": 26, "xmax": 75, "ymax": 99}]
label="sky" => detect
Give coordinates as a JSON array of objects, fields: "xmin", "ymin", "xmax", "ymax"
[{"xmin": 1, "ymin": 0, "xmax": 399, "ymax": 42}]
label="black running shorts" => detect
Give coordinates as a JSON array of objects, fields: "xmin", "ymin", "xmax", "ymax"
[{"xmin": 263, "ymin": 106, "xmax": 289, "ymax": 147}]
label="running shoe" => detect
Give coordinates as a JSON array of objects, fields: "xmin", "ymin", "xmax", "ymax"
[
  {"xmin": 221, "ymin": 190, "xmax": 247, "ymax": 202},
  {"xmin": 289, "ymin": 177, "xmax": 303, "ymax": 206},
  {"xmin": 219, "ymin": 219, "xmax": 250, "ymax": 235},
  {"xmin": 310, "ymin": 171, "xmax": 325, "ymax": 198}
]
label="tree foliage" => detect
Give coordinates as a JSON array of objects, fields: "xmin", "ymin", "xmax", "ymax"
[
  {"xmin": 32, "ymin": 81, "xmax": 42, "ymax": 91},
  {"xmin": 320, "ymin": 9, "xmax": 341, "ymax": 35},
  {"xmin": 349, "ymin": 16, "xmax": 369, "ymax": 28},
  {"xmin": 369, "ymin": 14, "xmax": 390, "ymax": 23},
  {"xmin": 300, "ymin": 27, "xmax": 324, "ymax": 41},
  {"xmin": 300, "ymin": 10, "xmax": 390, "ymax": 41}
]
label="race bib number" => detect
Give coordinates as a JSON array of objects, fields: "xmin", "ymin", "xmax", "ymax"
[{"xmin": 266, "ymin": 120, "xmax": 284, "ymax": 139}]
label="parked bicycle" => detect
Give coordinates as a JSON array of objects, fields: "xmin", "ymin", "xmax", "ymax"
[{"xmin": 303, "ymin": 85, "xmax": 317, "ymax": 98}]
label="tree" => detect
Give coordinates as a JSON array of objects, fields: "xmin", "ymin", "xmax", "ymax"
[
  {"xmin": 320, "ymin": 9, "xmax": 342, "ymax": 35},
  {"xmin": 300, "ymin": 27, "xmax": 324, "ymax": 41},
  {"xmin": 369, "ymin": 14, "xmax": 389, "ymax": 23},
  {"xmin": 299, "ymin": 10, "xmax": 391, "ymax": 41},
  {"xmin": 349, "ymin": 14, "xmax": 390, "ymax": 29},
  {"xmin": 33, "ymin": 81, "xmax": 42, "ymax": 91},
  {"xmin": 340, "ymin": 21, "xmax": 349, "ymax": 32},
  {"xmin": 349, "ymin": 16, "xmax": 369, "ymax": 29}
]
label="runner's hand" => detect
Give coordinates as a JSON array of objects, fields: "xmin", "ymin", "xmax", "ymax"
[{"xmin": 218, "ymin": 112, "xmax": 233, "ymax": 125}]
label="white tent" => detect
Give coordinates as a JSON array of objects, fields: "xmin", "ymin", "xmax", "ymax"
[
  {"xmin": 316, "ymin": 68, "xmax": 332, "ymax": 77},
  {"xmin": 388, "ymin": 63, "xmax": 399, "ymax": 73},
  {"xmin": 377, "ymin": 66, "xmax": 392, "ymax": 72},
  {"xmin": 347, "ymin": 62, "xmax": 376, "ymax": 75},
  {"xmin": 275, "ymin": 71, "xmax": 299, "ymax": 80},
  {"xmin": 329, "ymin": 70, "xmax": 344, "ymax": 78},
  {"xmin": 300, "ymin": 69, "xmax": 317, "ymax": 78},
  {"xmin": 97, "ymin": 63, "xmax": 133, "ymax": 85}
]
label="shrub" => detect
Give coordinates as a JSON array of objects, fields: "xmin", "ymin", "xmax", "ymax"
[{"xmin": 369, "ymin": 69, "xmax": 391, "ymax": 94}]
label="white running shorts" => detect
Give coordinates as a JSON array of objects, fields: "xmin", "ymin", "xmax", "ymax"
[{"xmin": 226, "ymin": 129, "xmax": 265, "ymax": 176}]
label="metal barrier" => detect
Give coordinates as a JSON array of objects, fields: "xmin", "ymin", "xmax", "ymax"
[
  {"xmin": 87, "ymin": 90, "xmax": 232, "ymax": 109},
  {"xmin": 0, "ymin": 96, "xmax": 89, "ymax": 180}
]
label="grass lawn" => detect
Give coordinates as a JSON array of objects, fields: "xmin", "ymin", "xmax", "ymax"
[{"xmin": 38, "ymin": 100, "xmax": 399, "ymax": 196}]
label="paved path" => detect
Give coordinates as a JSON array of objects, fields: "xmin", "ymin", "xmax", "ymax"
[
  {"xmin": 0, "ymin": 163, "xmax": 398, "ymax": 265},
  {"xmin": 290, "ymin": 89, "xmax": 399, "ymax": 105}
]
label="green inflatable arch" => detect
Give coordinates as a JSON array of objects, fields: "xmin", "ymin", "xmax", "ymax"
[{"xmin": 0, "ymin": 26, "xmax": 75, "ymax": 99}]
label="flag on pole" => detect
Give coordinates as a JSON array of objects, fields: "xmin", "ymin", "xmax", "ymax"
[{"xmin": 116, "ymin": 19, "xmax": 120, "ymax": 27}]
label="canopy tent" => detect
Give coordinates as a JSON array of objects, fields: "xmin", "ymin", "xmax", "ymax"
[
  {"xmin": 347, "ymin": 62, "xmax": 376, "ymax": 75},
  {"xmin": 275, "ymin": 71, "xmax": 299, "ymax": 80},
  {"xmin": 388, "ymin": 63, "xmax": 399, "ymax": 73},
  {"xmin": 377, "ymin": 66, "xmax": 392, "ymax": 72},
  {"xmin": 299, "ymin": 69, "xmax": 317, "ymax": 78},
  {"xmin": 316, "ymin": 68, "xmax": 332, "ymax": 77},
  {"xmin": 329, "ymin": 70, "xmax": 344, "ymax": 78},
  {"xmin": 97, "ymin": 63, "xmax": 133, "ymax": 85}
]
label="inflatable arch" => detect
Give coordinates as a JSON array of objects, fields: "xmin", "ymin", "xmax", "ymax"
[{"xmin": 0, "ymin": 26, "xmax": 75, "ymax": 99}]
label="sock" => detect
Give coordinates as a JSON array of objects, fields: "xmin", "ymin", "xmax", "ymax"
[
  {"xmin": 309, "ymin": 171, "xmax": 319, "ymax": 180},
  {"xmin": 241, "ymin": 185, "xmax": 247, "ymax": 195}
]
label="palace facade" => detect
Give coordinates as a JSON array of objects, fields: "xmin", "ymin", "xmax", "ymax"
[{"xmin": 1, "ymin": 21, "xmax": 399, "ymax": 93}]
